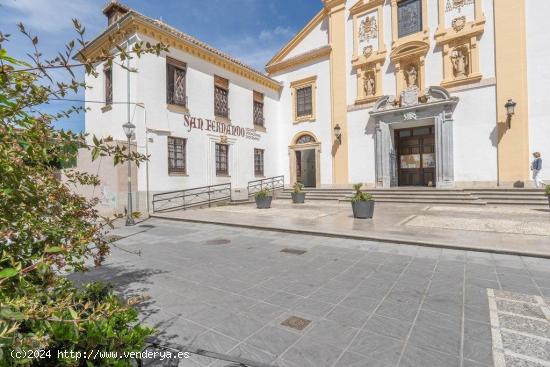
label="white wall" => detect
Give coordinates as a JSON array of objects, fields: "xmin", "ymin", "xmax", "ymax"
[
  {"xmin": 285, "ymin": 17, "xmax": 329, "ymax": 60},
  {"xmin": 526, "ymin": 1, "xmax": 550, "ymax": 181}
]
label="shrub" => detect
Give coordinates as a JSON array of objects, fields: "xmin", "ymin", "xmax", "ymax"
[
  {"xmin": 351, "ymin": 183, "xmax": 373, "ymax": 202},
  {"xmin": 292, "ymin": 182, "xmax": 304, "ymax": 193},
  {"xmin": 255, "ymin": 187, "xmax": 272, "ymax": 199}
]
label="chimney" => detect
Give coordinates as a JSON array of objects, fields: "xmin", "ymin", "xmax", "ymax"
[{"xmin": 103, "ymin": 0, "xmax": 129, "ymax": 26}]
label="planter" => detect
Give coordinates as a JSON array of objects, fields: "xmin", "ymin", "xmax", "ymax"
[
  {"xmin": 351, "ymin": 200, "xmax": 375, "ymax": 219},
  {"xmin": 291, "ymin": 192, "xmax": 306, "ymax": 204},
  {"xmin": 255, "ymin": 196, "xmax": 272, "ymax": 209}
]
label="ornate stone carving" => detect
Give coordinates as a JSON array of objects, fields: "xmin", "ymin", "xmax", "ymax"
[
  {"xmin": 219, "ymin": 134, "xmax": 228, "ymax": 144},
  {"xmin": 452, "ymin": 16, "xmax": 466, "ymax": 32},
  {"xmin": 401, "ymin": 87, "xmax": 420, "ymax": 107},
  {"xmin": 451, "ymin": 47, "xmax": 469, "ymax": 78},
  {"xmin": 404, "ymin": 112, "xmax": 417, "ymax": 120},
  {"xmin": 364, "ymin": 71, "xmax": 376, "ymax": 97},
  {"xmin": 363, "ymin": 45, "xmax": 373, "ymax": 58},
  {"xmin": 446, "ymin": 0, "xmax": 474, "ymax": 12},
  {"xmin": 405, "ymin": 64, "xmax": 419, "ymax": 88},
  {"xmin": 359, "ymin": 16, "xmax": 378, "ymax": 42}
]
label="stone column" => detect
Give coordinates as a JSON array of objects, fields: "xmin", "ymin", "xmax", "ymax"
[
  {"xmin": 434, "ymin": 109, "xmax": 455, "ymax": 187},
  {"xmin": 375, "ymin": 120, "xmax": 392, "ymax": 188}
]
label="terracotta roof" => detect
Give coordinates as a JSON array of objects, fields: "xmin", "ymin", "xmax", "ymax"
[{"xmin": 88, "ymin": 1, "xmax": 280, "ymax": 87}]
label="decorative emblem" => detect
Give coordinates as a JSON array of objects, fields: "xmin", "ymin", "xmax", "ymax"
[
  {"xmin": 452, "ymin": 16, "xmax": 466, "ymax": 32},
  {"xmin": 446, "ymin": 0, "xmax": 474, "ymax": 13},
  {"xmin": 363, "ymin": 45, "xmax": 373, "ymax": 58},
  {"xmin": 359, "ymin": 16, "xmax": 378, "ymax": 42},
  {"xmin": 219, "ymin": 134, "xmax": 228, "ymax": 144},
  {"xmin": 403, "ymin": 112, "xmax": 417, "ymax": 120}
]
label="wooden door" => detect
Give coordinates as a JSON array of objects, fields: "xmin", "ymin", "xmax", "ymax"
[{"xmin": 396, "ymin": 126, "xmax": 436, "ymax": 187}]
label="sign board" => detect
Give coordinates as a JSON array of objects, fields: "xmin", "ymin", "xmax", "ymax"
[{"xmin": 183, "ymin": 114, "xmax": 261, "ymax": 141}]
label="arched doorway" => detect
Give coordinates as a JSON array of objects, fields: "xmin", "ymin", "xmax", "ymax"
[{"xmin": 289, "ymin": 132, "xmax": 321, "ymax": 188}]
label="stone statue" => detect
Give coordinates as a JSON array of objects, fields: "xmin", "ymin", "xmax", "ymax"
[
  {"xmin": 405, "ymin": 65, "xmax": 418, "ymax": 89},
  {"xmin": 364, "ymin": 72, "xmax": 375, "ymax": 96},
  {"xmin": 451, "ymin": 48, "xmax": 468, "ymax": 78}
]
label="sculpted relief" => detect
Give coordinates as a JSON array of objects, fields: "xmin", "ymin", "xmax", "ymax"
[
  {"xmin": 364, "ymin": 71, "xmax": 376, "ymax": 97},
  {"xmin": 359, "ymin": 16, "xmax": 378, "ymax": 43},
  {"xmin": 405, "ymin": 64, "xmax": 419, "ymax": 89},
  {"xmin": 451, "ymin": 47, "xmax": 469, "ymax": 78}
]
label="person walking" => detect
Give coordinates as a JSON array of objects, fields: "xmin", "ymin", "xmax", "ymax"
[{"xmin": 531, "ymin": 152, "xmax": 544, "ymax": 188}]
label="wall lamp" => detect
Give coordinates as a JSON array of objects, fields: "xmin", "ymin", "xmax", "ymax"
[
  {"xmin": 505, "ymin": 99, "xmax": 517, "ymax": 128},
  {"xmin": 334, "ymin": 123, "xmax": 342, "ymax": 143}
]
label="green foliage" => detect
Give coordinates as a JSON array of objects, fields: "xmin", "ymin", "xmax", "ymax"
[
  {"xmin": 351, "ymin": 183, "xmax": 373, "ymax": 202},
  {"xmin": 292, "ymin": 182, "xmax": 304, "ymax": 194},
  {"xmin": 545, "ymin": 185, "xmax": 550, "ymax": 197},
  {"xmin": 0, "ymin": 21, "xmax": 166, "ymax": 366},
  {"xmin": 255, "ymin": 187, "xmax": 272, "ymax": 199}
]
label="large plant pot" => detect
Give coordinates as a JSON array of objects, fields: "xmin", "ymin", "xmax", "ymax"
[
  {"xmin": 351, "ymin": 200, "xmax": 375, "ymax": 219},
  {"xmin": 255, "ymin": 196, "xmax": 272, "ymax": 209},
  {"xmin": 291, "ymin": 192, "xmax": 306, "ymax": 204}
]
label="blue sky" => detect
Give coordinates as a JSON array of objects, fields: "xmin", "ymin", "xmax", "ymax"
[{"xmin": 0, "ymin": 0, "xmax": 322, "ymax": 132}]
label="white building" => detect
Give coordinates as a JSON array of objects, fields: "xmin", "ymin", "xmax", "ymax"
[{"xmin": 80, "ymin": 0, "xmax": 549, "ymax": 213}]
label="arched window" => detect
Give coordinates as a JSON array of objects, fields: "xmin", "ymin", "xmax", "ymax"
[{"xmin": 295, "ymin": 134, "xmax": 316, "ymax": 145}]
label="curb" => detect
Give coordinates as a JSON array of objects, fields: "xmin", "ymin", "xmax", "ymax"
[{"xmin": 150, "ymin": 215, "xmax": 550, "ymax": 259}]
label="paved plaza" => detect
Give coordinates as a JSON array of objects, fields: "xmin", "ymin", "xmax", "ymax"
[
  {"xmin": 153, "ymin": 201, "xmax": 550, "ymax": 258},
  {"xmin": 73, "ymin": 218, "xmax": 550, "ymax": 367}
]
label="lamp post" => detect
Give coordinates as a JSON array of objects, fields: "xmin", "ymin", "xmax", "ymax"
[
  {"xmin": 123, "ymin": 121, "xmax": 136, "ymax": 226},
  {"xmin": 334, "ymin": 123, "xmax": 342, "ymax": 143}
]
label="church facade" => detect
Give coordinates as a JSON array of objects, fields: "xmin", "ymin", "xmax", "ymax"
[{"xmin": 81, "ymin": 0, "xmax": 548, "ymax": 212}]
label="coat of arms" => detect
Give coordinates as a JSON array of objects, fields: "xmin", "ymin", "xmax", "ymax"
[{"xmin": 359, "ymin": 16, "xmax": 378, "ymax": 42}]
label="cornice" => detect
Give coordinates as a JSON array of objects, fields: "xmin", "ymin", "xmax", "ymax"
[
  {"xmin": 79, "ymin": 14, "xmax": 282, "ymax": 93},
  {"xmin": 349, "ymin": 0, "xmax": 385, "ymax": 15},
  {"xmin": 266, "ymin": 46, "xmax": 332, "ymax": 76},
  {"xmin": 390, "ymin": 40, "xmax": 430, "ymax": 62},
  {"xmin": 266, "ymin": 8, "xmax": 328, "ymax": 67},
  {"xmin": 434, "ymin": 17, "xmax": 486, "ymax": 45}
]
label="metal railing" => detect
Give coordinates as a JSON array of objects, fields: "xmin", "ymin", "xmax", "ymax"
[
  {"xmin": 247, "ymin": 175, "xmax": 284, "ymax": 197},
  {"xmin": 152, "ymin": 183, "xmax": 231, "ymax": 213}
]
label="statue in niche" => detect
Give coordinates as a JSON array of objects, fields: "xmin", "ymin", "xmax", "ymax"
[
  {"xmin": 405, "ymin": 65, "xmax": 419, "ymax": 89},
  {"xmin": 364, "ymin": 71, "xmax": 376, "ymax": 96},
  {"xmin": 451, "ymin": 48, "xmax": 468, "ymax": 78}
]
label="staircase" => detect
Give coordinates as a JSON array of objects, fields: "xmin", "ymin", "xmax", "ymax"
[{"xmin": 277, "ymin": 188, "xmax": 548, "ymax": 206}]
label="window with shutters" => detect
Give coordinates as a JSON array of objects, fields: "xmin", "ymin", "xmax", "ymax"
[
  {"xmin": 167, "ymin": 137, "xmax": 186, "ymax": 174},
  {"xmin": 253, "ymin": 91, "xmax": 264, "ymax": 127},
  {"xmin": 215, "ymin": 143, "xmax": 229, "ymax": 175},
  {"xmin": 296, "ymin": 86, "xmax": 312, "ymax": 117},
  {"xmin": 214, "ymin": 76, "xmax": 229, "ymax": 119},
  {"xmin": 104, "ymin": 66, "xmax": 112, "ymax": 106},
  {"xmin": 254, "ymin": 149, "xmax": 264, "ymax": 176},
  {"xmin": 166, "ymin": 57, "xmax": 187, "ymax": 107}
]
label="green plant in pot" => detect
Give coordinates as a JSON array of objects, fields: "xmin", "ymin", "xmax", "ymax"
[
  {"xmin": 351, "ymin": 183, "xmax": 375, "ymax": 219},
  {"xmin": 291, "ymin": 182, "xmax": 306, "ymax": 204},
  {"xmin": 255, "ymin": 187, "xmax": 273, "ymax": 209}
]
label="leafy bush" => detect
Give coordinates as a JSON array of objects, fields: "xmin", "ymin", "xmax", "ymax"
[
  {"xmin": 351, "ymin": 183, "xmax": 373, "ymax": 202},
  {"xmin": 255, "ymin": 187, "xmax": 272, "ymax": 199},
  {"xmin": 0, "ymin": 21, "xmax": 166, "ymax": 366},
  {"xmin": 545, "ymin": 185, "xmax": 550, "ymax": 197},
  {"xmin": 292, "ymin": 182, "xmax": 304, "ymax": 193}
]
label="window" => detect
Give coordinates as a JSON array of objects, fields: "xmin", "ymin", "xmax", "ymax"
[
  {"xmin": 215, "ymin": 143, "xmax": 229, "ymax": 175},
  {"xmin": 398, "ymin": 0, "xmax": 422, "ymax": 38},
  {"xmin": 166, "ymin": 57, "xmax": 187, "ymax": 107},
  {"xmin": 290, "ymin": 76, "xmax": 317, "ymax": 122},
  {"xmin": 295, "ymin": 134, "xmax": 316, "ymax": 145},
  {"xmin": 167, "ymin": 137, "xmax": 186, "ymax": 174},
  {"xmin": 214, "ymin": 75, "xmax": 229, "ymax": 118},
  {"xmin": 253, "ymin": 91, "xmax": 264, "ymax": 127},
  {"xmin": 104, "ymin": 67, "xmax": 112, "ymax": 105},
  {"xmin": 296, "ymin": 86, "xmax": 313, "ymax": 117},
  {"xmin": 254, "ymin": 149, "xmax": 264, "ymax": 176}
]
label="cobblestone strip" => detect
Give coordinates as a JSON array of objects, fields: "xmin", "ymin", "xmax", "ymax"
[{"xmin": 488, "ymin": 288, "xmax": 550, "ymax": 367}]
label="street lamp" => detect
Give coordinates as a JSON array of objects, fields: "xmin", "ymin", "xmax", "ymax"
[
  {"xmin": 334, "ymin": 123, "xmax": 342, "ymax": 143},
  {"xmin": 505, "ymin": 99, "xmax": 517, "ymax": 128},
  {"xmin": 123, "ymin": 121, "xmax": 136, "ymax": 226}
]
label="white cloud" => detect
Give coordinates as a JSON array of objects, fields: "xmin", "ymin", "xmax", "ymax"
[{"xmin": 2, "ymin": 0, "xmax": 104, "ymax": 34}]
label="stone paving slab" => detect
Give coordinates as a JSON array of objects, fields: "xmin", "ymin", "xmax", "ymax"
[
  {"xmin": 72, "ymin": 218, "xmax": 550, "ymax": 366},
  {"xmin": 152, "ymin": 201, "xmax": 550, "ymax": 258}
]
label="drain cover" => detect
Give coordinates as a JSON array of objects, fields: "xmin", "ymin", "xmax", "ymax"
[
  {"xmin": 281, "ymin": 316, "xmax": 311, "ymax": 331},
  {"xmin": 281, "ymin": 248, "xmax": 307, "ymax": 255},
  {"xmin": 204, "ymin": 239, "xmax": 231, "ymax": 245},
  {"xmin": 139, "ymin": 224, "xmax": 155, "ymax": 228}
]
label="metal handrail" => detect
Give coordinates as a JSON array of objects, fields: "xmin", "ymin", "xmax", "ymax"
[
  {"xmin": 152, "ymin": 182, "xmax": 231, "ymax": 212},
  {"xmin": 247, "ymin": 175, "xmax": 284, "ymax": 197}
]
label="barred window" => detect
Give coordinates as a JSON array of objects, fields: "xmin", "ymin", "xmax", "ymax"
[
  {"xmin": 167, "ymin": 137, "xmax": 186, "ymax": 174},
  {"xmin": 254, "ymin": 149, "xmax": 264, "ymax": 176},
  {"xmin": 104, "ymin": 67, "xmax": 112, "ymax": 105},
  {"xmin": 215, "ymin": 143, "xmax": 229, "ymax": 175},
  {"xmin": 166, "ymin": 58, "xmax": 187, "ymax": 106},
  {"xmin": 253, "ymin": 101, "xmax": 264, "ymax": 126},
  {"xmin": 296, "ymin": 86, "xmax": 312, "ymax": 117},
  {"xmin": 215, "ymin": 86, "xmax": 229, "ymax": 118}
]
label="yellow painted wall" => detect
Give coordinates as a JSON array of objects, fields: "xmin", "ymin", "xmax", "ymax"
[
  {"xmin": 494, "ymin": 0, "xmax": 530, "ymax": 184},
  {"xmin": 327, "ymin": 0, "xmax": 349, "ymax": 184}
]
